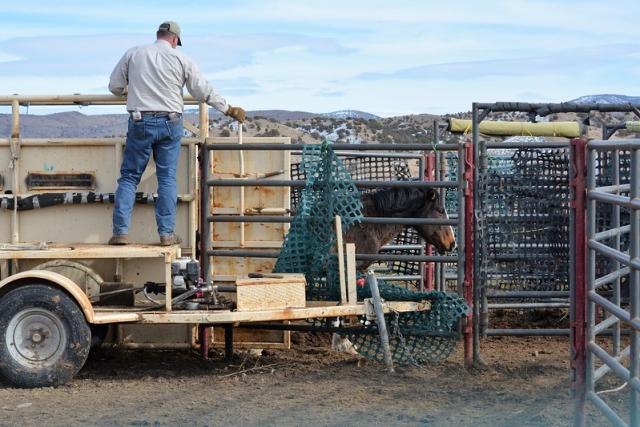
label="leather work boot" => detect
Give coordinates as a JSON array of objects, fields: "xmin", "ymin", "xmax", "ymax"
[
  {"xmin": 108, "ymin": 235, "xmax": 129, "ymax": 245},
  {"xmin": 159, "ymin": 234, "xmax": 182, "ymax": 246}
]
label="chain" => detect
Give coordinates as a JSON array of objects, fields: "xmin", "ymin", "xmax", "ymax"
[{"xmin": 389, "ymin": 310, "xmax": 423, "ymax": 368}]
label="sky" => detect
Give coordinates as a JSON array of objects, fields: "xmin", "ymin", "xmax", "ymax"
[{"xmin": 0, "ymin": 0, "xmax": 638, "ymax": 117}]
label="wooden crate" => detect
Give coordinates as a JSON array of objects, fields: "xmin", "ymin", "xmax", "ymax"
[{"xmin": 236, "ymin": 274, "xmax": 306, "ymax": 311}]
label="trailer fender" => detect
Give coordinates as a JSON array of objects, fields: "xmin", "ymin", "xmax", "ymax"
[{"xmin": 0, "ymin": 270, "xmax": 95, "ymax": 323}]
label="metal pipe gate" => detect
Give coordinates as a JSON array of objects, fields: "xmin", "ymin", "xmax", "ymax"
[
  {"xmin": 573, "ymin": 138, "xmax": 640, "ymax": 427},
  {"xmin": 470, "ymin": 102, "xmax": 640, "ymax": 370},
  {"xmin": 200, "ymin": 139, "xmax": 474, "ymax": 366}
]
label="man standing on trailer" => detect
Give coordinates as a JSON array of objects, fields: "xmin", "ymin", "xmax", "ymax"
[{"xmin": 108, "ymin": 21, "xmax": 246, "ymax": 246}]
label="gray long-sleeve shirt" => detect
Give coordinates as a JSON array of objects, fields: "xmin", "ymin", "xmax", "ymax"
[{"xmin": 108, "ymin": 39, "xmax": 229, "ymax": 114}]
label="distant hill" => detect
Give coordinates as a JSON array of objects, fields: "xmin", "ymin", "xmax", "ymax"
[
  {"xmin": 1, "ymin": 96, "xmax": 638, "ymax": 142},
  {"xmin": 184, "ymin": 108, "xmax": 380, "ymax": 121},
  {"xmin": 569, "ymin": 94, "xmax": 640, "ymax": 104},
  {"xmin": 0, "ymin": 111, "xmax": 129, "ymax": 138},
  {"xmin": 323, "ymin": 110, "xmax": 380, "ymax": 120}
]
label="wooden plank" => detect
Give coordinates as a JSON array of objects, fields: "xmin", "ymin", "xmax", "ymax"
[
  {"xmin": 335, "ymin": 215, "xmax": 347, "ymax": 305},
  {"xmin": 0, "ymin": 243, "xmax": 179, "ymax": 260},
  {"xmin": 183, "ymin": 120, "xmax": 200, "ymax": 137},
  {"xmin": 91, "ymin": 301, "xmax": 430, "ymax": 324},
  {"xmin": 346, "ymin": 243, "xmax": 357, "ymax": 304},
  {"xmin": 0, "ymin": 138, "xmax": 200, "ymax": 147},
  {"xmin": 206, "ymin": 136, "xmax": 291, "ymax": 144}
]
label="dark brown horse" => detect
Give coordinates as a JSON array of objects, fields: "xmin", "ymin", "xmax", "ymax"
[{"xmin": 344, "ymin": 187, "xmax": 456, "ymax": 271}]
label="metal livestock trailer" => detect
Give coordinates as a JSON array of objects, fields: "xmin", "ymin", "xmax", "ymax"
[{"xmin": 0, "ymin": 94, "xmax": 441, "ymax": 388}]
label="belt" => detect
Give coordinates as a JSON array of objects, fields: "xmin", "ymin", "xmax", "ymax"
[{"xmin": 130, "ymin": 111, "xmax": 182, "ymax": 118}]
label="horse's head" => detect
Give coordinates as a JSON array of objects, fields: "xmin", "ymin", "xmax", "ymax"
[{"xmin": 415, "ymin": 188, "xmax": 456, "ymax": 254}]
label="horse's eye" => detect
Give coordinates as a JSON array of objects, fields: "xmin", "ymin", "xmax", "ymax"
[{"xmin": 438, "ymin": 207, "xmax": 445, "ymax": 214}]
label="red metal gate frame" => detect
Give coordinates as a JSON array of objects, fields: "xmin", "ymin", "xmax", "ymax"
[
  {"xmin": 463, "ymin": 140, "xmax": 475, "ymax": 367},
  {"xmin": 570, "ymin": 138, "xmax": 587, "ymax": 426}
]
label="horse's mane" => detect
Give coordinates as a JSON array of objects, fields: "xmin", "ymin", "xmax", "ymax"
[{"xmin": 366, "ymin": 187, "xmax": 434, "ymax": 217}]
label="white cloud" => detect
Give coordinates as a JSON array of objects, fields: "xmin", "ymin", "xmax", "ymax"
[{"xmin": 0, "ymin": 1, "xmax": 637, "ymax": 115}]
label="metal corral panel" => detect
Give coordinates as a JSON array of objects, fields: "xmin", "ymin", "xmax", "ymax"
[
  {"xmin": 211, "ymin": 249, "xmax": 279, "ymax": 282},
  {"xmin": 0, "ymin": 140, "xmax": 195, "ymax": 252},
  {"xmin": 209, "ymin": 136, "xmax": 290, "ymax": 279}
]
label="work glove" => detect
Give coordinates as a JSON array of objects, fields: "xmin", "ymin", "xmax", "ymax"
[{"xmin": 226, "ymin": 105, "xmax": 246, "ymax": 123}]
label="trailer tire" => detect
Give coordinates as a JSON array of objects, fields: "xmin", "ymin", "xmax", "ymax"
[{"xmin": 0, "ymin": 284, "xmax": 91, "ymax": 388}]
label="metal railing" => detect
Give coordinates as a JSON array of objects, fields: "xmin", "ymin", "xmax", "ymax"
[
  {"xmin": 200, "ymin": 139, "xmax": 474, "ymax": 365},
  {"xmin": 573, "ymin": 139, "xmax": 640, "ymax": 426},
  {"xmin": 469, "ymin": 102, "xmax": 640, "ymax": 370}
]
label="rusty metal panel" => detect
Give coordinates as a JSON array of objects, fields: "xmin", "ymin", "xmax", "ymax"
[
  {"xmin": 1, "ymin": 142, "xmax": 193, "ymax": 247},
  {"xmin": 210, "ymin": 136, "xmax": 290, "ymax": 248},
  {"xmin": 211, "ymin": 251, "xmax": 278, "ymax": 282},
  {"xmin": 209, "ymin": 137, "xmax": 290, "ymax": 288}
]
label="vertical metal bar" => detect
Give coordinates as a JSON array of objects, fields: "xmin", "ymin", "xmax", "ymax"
[
  {"xmin": 463, "ymin": 141, "xmax": 474, "ymax": 368},
  {"xmin": 194, "ymin": 102, "xmax": 209, "ymax": 256},
  {"xmin": 224, "ymin": 324, "xmax": 234, "ymax": 362},
  {"xmin": 585, "ymin": 139, "xmax": 597, "ymax": 426},
  {"xmin": 457, "ymin": 141, "xmax": 465, "ymax": 297},
  {"xmin": 367, "ymin": 272, "xmax": 395, "ymax": 373},
  {"xmin": 10, "ymin": 99, "xmax": 19, "ymax": 245},
  {"xmin": 630, "ymin": 146, "xmax": 640, "ymax": 427},
  {"xmin": 433, "ymin": 149, "xmax": 441, "ymax": 292},
  {"xmin": 612, "ymin": 148, "xmax": 621, "ymax": 356},
  {"xmin": 424, "ymin": 152, "xmax": 435, "ymax": 291},
  {"xmin": 472, "ymin": 102, "xmax": 482, "ymax": 364},
  {"xmin": 419, "ymin": 154, "xmax": 427, "ymax": 292},
  {"xmin": 439, "ymin": 148, "xmax": 447, "ymax": 292},
  {"xmin": 238, "ymin": 123, "xmax": 246, "ymax": 247},
  {"xmin": 199, "ymin": 324, "xmax": 210, "ymax": 360},
  {"xmin": 569, "ymin": 138, "xmax": 577, "ymax": 402},
  {"xmin": 433, "ymin": 120, "xmax": 444, "ymax": 292},
  {"xmin": 201, "ymin": 143, "xmax": 212, "ymax": 283},
  {"xmin": 570, "ymin": 138, "xmax": 588, "ymax": 427}
]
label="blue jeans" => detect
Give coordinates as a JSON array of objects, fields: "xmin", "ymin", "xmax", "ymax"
[{"xmin": 113, "ymin": 114, "xmax": 183, "ymax": 237}]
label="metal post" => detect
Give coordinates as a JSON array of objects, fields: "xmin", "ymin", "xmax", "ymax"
[
  {"xmin": 367, "ymin": 272, "xmax": 395, "ymax": 373},
  {"xmin": 612, "ymin": 148, "xmax": 621, "ymax": 356},
  {"xmin": 200, "ymin": 138, "xmax": 212, "ymax": 283},
  {"xmin": 437, "ymin": 148, "xmax": 447, "ymax": 292},
  {"xmin": 418, "ymin": 154, "xmax": 426, "ymax": 292},
  {"xmin": 471, "ymin": 102, "xmax": 482, "ymax": 364},
  {"xmin": 424, "ymin": 152, "xmax": 435, "ymax": 290},
  {"xmin": 224, "ymin": 324, "xmax": 234, "ymax": 362},
  {"xmin": 630, "ymin": 146, "xmax": 640, "ymax": 427},
  {"xmin": 199, "ymin": 324, "xmax": 210, "ymax": 360},
  {"xmin": 585, "ymin": 140, "xmax": 597, "ymax": 426},
  {"xmin": 433, "ymin": 121, "xmax": 444, "ymax": 292},
  {"xmin": 570, "ymin": 138, "xmax": 587, "ymax": 427},
  {"xmin": 10, "ymin": 99, "xmax": 19, "ymax": 245},
  {"xmin": 461, "ymin": 141, "xmax": 474, "ymax": 367}
]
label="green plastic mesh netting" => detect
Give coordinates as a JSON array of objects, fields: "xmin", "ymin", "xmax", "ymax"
[{"xmin": 274, "ymin": 142, "xmax": 469, "ymax": 364}]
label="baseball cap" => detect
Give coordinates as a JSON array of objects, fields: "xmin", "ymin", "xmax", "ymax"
[{"xmin": 158, "ymin": 21, "xmax": 182, "ymax": 46}]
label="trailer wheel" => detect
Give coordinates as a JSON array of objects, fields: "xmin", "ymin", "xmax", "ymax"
[{"xmin": 0, "ymin": 284, "xmax": 91, "ymax": 388}]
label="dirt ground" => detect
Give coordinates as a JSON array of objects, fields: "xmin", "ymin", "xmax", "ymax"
[{"xmin": 0, "ymin": 335, "xmax": 623, "ymax": 427}]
